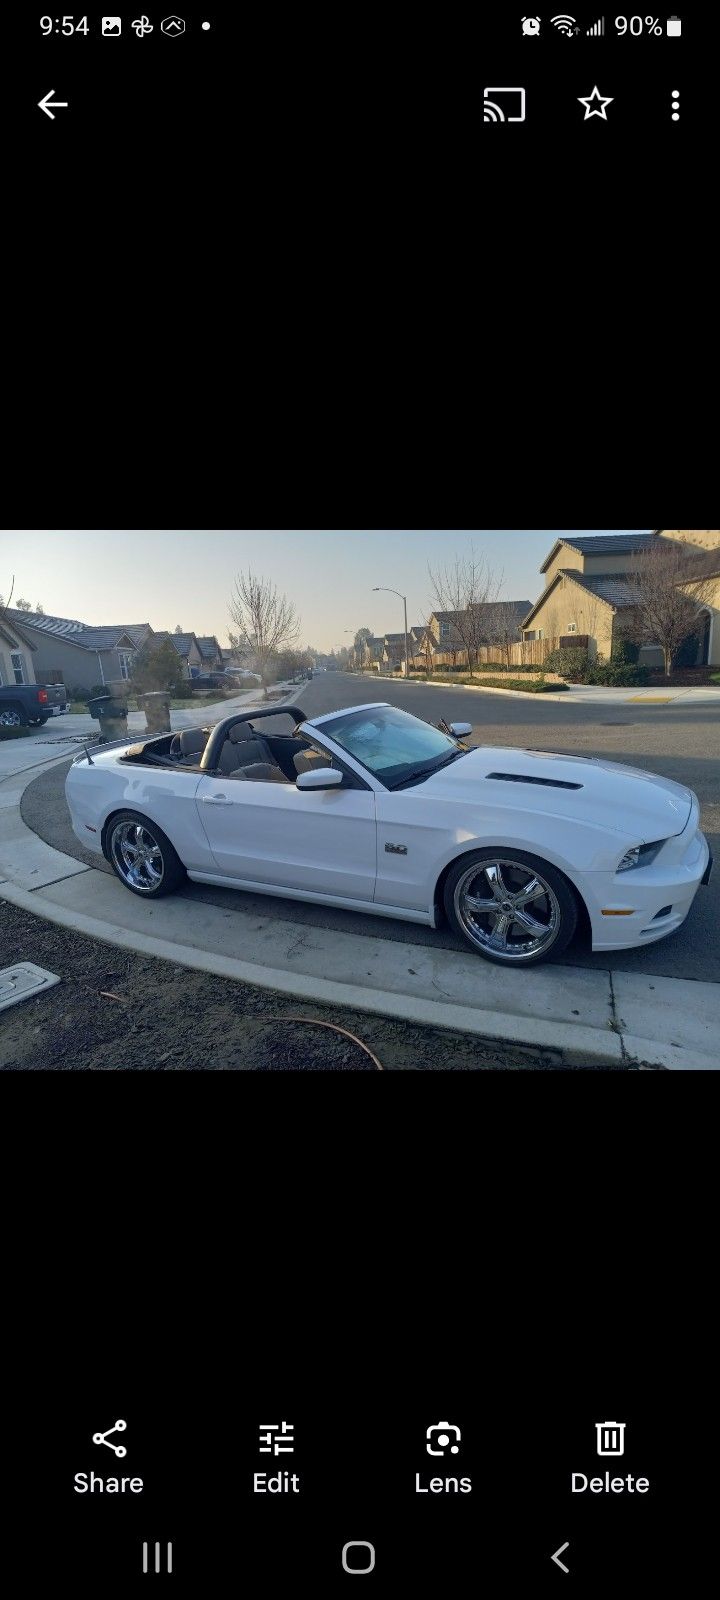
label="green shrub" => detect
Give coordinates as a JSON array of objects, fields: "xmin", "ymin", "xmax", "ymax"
[
  {"xmin": 672, "ymin": 632, "xmax": 700, "ymax": 668},
  {"xmin": 543, "ymin": 646, "xmax": 590, "ymax": 681},
  {"xmin": 611, "ymin": 638, "xmax": 640, "ymax": 666},
  {"xmin": 585, "ymin": 663, "xmax": 650, "ymax": 686},
  {"xmin": 473, "ymin": 676, "xmax": 568, "ymax": 694}
]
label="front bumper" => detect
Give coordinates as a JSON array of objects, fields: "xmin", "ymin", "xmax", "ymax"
[{"xmin": 586, "ymin": 828, "xmax": 711, "ymax": 951}]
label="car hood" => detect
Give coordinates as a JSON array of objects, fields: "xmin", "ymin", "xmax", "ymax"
[{"xmin": 420, "ymin": 746, "xmax": 694, "ymax": 840}]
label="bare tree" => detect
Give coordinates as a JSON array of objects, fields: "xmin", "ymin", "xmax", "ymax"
[
  {"xmin": 428, "ymin": 548, "xmax": 502, "ymax": 677},
  {"xmin": 483, "ymin": 598, "xmax": 524, "ymax": 670},
  {"xmin": 15, "ymin": 597, "xmax": 32, "ymax": 611},
  {"xmin": 174, "ymin": 624, "xmax": 183, "ymax": 634},
  {"xmin": 228, "ymin": 569, "xmax": 300, "ymax": 694},
  {"xmin": 624, "ymin": 540, "xmax": 716, "ymax": 677},
  {"xmin": 35, "ymin": 602, "xmax": 45, "ymax": 614}
]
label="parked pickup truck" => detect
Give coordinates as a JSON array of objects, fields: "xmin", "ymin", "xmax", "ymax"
[{"xmin": 0, "ymin": 682, "xmax": 68, "ymax": 728}]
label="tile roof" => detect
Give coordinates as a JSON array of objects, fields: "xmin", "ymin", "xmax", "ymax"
[
  {"xmin": 540, "ymin": 533, "xmax": 657, "ymax": 572},
  {"xmin": 562, "ymin": 570, "xmax": 640, "ymax": 609}
]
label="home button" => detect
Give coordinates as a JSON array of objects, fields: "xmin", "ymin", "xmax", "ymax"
[{"xmin": 342, "ymin": 1541, "xmax": 376, "ymax": 1574}]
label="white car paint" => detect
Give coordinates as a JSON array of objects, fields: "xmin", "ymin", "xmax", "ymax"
[{"xmin": 65, "ymin": 702, "xmax": 710, "ymax": 959}]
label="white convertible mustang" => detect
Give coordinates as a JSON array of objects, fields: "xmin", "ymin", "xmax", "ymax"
[{"xmin": 65, "ymin": 702, "xmax": 711, "ymax": 967}]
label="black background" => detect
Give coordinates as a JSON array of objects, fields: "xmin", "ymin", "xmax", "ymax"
[{"xmin": 6, "ymin": 6, "xmax": 717, "ymax": 1591}]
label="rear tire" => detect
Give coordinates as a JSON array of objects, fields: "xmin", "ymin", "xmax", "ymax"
[
  {"xmin": 106, "ymin": 810, "xmax": 186, "ymax": 898},
  {"xmin": 443, "ymin": 848, "xmax": 578, "ymax": 966},
  {"xmin": 0, "ymin": 705, "xmax": 26, "ymax": 728}
]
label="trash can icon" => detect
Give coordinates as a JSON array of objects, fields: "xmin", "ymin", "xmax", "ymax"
[{"xmin": 596, "ymin": 1421, "xmax": 625, "ymax": 1456}]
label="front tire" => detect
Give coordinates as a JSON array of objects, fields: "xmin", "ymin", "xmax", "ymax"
[
  {"xmin": 106, "ymin": 811, "xmax": 186, "ymax": 898},
  {"xmin": 443, "ymin": 849, "xmax": 578, "ymax": 966}
]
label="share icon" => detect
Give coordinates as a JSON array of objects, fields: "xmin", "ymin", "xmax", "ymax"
[{"xmin": 92, "ymin": 1419, "xmax": 128, "ymax": 1457}]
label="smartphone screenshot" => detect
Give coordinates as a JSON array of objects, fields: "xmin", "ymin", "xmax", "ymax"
[{"xmin": 5, "ymin": 7, "xmax": 716, "ymax": 1594}]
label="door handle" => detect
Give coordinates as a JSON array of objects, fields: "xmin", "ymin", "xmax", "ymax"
[{"xmin": 201, "ymin": 794, "xmax": 231, "ymax": 804}]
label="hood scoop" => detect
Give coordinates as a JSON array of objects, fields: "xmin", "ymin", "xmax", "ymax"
[{"xmin": 486, "ymin": 771, "xmax": 584, "ymax": 791}]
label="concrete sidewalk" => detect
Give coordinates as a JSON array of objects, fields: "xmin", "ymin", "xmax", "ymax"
[{"xmin": 1, "ymin": 757, "xmax": 717, "ymax": 1069}]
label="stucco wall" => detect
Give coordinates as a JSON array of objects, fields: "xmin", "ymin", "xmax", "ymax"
[
  {"xmin": 542, "ymin": 546, "xmax": 584, "ymax": 587},
  {"xmin": 659, "ymin": 529, "xmax": 720, "ymax": 555},
  {"xmin": 0, "ymin": 639, "xmax": 37, "ymax": 686},
  {"xmin": 523, "ymin": 575, "xmax": 614, "ymax": 659}
]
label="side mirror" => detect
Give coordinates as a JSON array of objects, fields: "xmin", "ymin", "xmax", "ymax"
[
  {"xmin": 296, "ymin": 767, "xmax": 344, "ymax": 790},
  {"xmin": 449, "ymin": 722, "xmax": 473, "ymax": 738}
]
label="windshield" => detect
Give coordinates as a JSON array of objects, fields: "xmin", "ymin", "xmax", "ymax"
[{"xmin": 323, "ymin": 706, "xmax": 462, "ymax": 787}]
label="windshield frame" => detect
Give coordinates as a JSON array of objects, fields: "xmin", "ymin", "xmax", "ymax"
[{"xmin": 317, "ymin": 705, "xmax": 468, "ymax": 791}]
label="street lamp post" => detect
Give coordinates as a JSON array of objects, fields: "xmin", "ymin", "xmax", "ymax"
[{"xmin": 372, "ymin": 586, "xmax": 409, "ymax": 680}]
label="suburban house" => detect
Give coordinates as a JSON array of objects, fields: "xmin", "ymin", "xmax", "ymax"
[
  {"xmin": 1, "ymin": 610, "xmax": 153, "ymax": 693},
  {"xmin": 0, "ymin": 613, "xmax": 38, "ymax": 687},
  {"xmin": 382, "ymin": 632, "xmax": 410, "ymax": 667},
  {"xmin": 195, "ymin": 635, "xmax": 224, "ymax": 670},
  {"xmin": 427, "ymin": 601, "xmax": 532, "ymax": 663},
  {"xmin": 361, "ymin": 636, "xmax": 385, "ymax": 668},
  {"xmin": 521, "ymin": 531, "xmax": 720, "ymax": 666},
  {"xmin": 151, "ymin": 631, "xmax": 204, "ymax": 677}
]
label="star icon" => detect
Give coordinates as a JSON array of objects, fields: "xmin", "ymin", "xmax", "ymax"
[{"xmin": 578, "ymin": 86, "xmax": 614, "ymax": 120}]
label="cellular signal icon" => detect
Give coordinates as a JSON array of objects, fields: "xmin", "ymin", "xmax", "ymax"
[
  {"xmin": 587, "ymin": 16, "xmax": 605, "ymax": 34},
  {"xmin": 551, "ymin": 14, "xmax": 577, "ymax": 33}
]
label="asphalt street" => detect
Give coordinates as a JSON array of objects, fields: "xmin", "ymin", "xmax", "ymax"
[{"xmin": 20, "ymin": 673, "xmax": 720, "ymax": 986}]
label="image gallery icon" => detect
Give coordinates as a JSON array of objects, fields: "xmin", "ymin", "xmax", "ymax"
[
  {"xmin": 596, "ymin": 1421, "xmax": 626, "ymax": 1457},
  {"xmin": 101, "ymin": 16, "xmax": 122, "ymax": 33},
  {"xmin": 258, "ymin": 1421, "xmax": 295, "ymax": 1455}
]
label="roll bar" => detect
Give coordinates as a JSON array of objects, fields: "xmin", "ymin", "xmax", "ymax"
[{"xmin": 201, "ymin": 706, "xmax": 308, "ymax": 772}]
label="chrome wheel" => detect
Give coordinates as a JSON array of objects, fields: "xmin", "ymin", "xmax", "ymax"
[
  {"xmin": 0, "ymin": 708, "xmax": 22, "ymax": 727},
  {"xmin": 110, "ymin": 821, "xmax": 165, "ymax": 893},
  {"xmin": 453, "ymin": 857, "xmax": 562, "ymax": 962}
]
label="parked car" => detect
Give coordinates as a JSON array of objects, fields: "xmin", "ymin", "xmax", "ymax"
[
  {"xmin": 65, "ymin": 701, "xmax": 711, "ymax": 966},
  {"xmin": 189, "ymin": 672, "xmax": 248, "ymax": 692},
  {"xmin": 0, "ymin": 682, "xmax": 67, "ymax": 728},
  {"xmin": 224, "ymin": 668, "xmax": 262, "ymax": 683}
]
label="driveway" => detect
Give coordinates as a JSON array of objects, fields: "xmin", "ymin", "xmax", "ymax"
[{"xmin": 18, "ymin": 673, "xmax": 720, "ymax": 987}]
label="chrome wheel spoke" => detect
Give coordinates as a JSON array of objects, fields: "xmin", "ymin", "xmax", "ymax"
[
  {"xmin": 511, "ymin": 907, "xmax": 548, "ymax": 935},
  {"xmin": 514, "ymin": 877, "xmax": 545, "ymax": 906},
  {"xmin": 484, "ymin": 863, "xmax": 509, "ymax": 901},
  {"xmin": 465, "ymin": 895, "xmax": 502, "ymax": 916},
  {"xmin": 489, "ymin": 915, "xmax": 512, "ymax": 945}
]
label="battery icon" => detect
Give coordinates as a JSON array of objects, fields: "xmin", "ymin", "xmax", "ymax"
[{"xmin": 667, "ymin": 16, "xmax": 682, "ymax": 34}]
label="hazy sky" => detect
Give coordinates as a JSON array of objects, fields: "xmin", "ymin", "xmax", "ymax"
[{"xmin": 0, "ymin": 531, "xmax": 650, "ymax": 651}]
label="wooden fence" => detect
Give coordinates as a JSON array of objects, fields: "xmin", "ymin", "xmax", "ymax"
[{"xmin": 427, "ymin": 638, "xmax": 562, "ymax": 670}]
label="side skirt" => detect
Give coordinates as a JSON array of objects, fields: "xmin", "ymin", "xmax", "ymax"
[{"xmin": 186, "ymin": 872, "xmax": 436, "ymax": 926}]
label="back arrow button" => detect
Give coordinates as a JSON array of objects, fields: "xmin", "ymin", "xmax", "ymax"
[
  {"xmin": 551, "ymin": 1542, "xmax": 570, "ymax": 1573},
  {"xmin": 38, "ymin": 90, "xmax": 69, "ymax": 120}
]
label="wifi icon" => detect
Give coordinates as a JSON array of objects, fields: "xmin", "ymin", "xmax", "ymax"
[{"xmin": 551, "ymin": 14, "xmax": 577, "ymax": 33}]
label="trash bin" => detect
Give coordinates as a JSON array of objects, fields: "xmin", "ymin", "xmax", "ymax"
[
  {"xmin": 137, "ymin": 690, "xmax": 172, "ymax": 735},
  {"xmin": 87, "ymin": 693, "xmax": 129, "ymax": 743}
]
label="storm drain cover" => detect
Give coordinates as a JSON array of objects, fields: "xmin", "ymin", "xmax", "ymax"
[{"xmin": 0, "ymin": 963, "xmax": 61, "ymax": 1011}]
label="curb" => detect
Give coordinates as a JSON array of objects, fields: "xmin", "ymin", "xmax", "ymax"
[{"xmin": 0, "ymin": 874, "xmax": 623, "ymax": 1066}]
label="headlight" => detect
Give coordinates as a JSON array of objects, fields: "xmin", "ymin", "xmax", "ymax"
[{"xmin": 616, "ymin": 840, "xmax": 666, "ymax": 873}]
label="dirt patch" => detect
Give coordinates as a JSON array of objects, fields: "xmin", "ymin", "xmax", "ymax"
[{"xmin": 0, "ymin": 901, "xmax": 616, "ymax": 1070}]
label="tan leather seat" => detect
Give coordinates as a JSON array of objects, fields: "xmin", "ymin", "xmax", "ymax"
[
  {"xmin": 293, "ymin": 750, "xmax": 329, "ymax": 777},
  {"xmin": 229, "ymin": 762, "xmax": 288, "ymax": 783}
]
